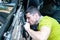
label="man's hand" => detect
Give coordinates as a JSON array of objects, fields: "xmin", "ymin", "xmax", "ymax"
[{"xmin": 24, "ymin": 22, "xmax": 30, "ymax": 31}]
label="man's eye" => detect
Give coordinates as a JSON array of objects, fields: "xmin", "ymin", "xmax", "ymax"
[{"xmin": 27, "ymin": 17, "xmax": 30, "ymax": 19}]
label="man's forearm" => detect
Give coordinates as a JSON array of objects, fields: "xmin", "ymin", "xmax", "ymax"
[
  {"xmin": 24, "ymin": 23, "xmax": 50, "ymax": 40},
  {"xmin": 26, "ymin": 26, "xmax": 50, "ymax": 40},
  {"xmin": 26, "ymin": 29, "xmax": 40, "ymax": 40}
]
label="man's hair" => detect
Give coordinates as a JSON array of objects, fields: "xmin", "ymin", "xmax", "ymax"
[{"xmin": 26, "ymin": 6, "xmax": 41, "ymax": 16}]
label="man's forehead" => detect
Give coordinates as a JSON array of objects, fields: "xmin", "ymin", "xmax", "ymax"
[
  {"xmin": 26, "ymin": 13, "xmax": 31, "ymax": 17},
  {"xmin": 26, "ymin": 13, "xmax": 31, "ymax": 15}
]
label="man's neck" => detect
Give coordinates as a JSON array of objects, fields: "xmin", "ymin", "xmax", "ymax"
[{"xmin": 36, "ymin": 15, "xmax": 43, "ymax": 24}]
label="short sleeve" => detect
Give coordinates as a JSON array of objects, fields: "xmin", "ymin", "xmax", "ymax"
[{"xmin": 37, "ymin": 17, "xmax": 52, "ymax": 31}]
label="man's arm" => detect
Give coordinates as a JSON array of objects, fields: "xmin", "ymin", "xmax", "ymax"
[
  {"xmin": 24, "ymin": 23, "xmax": 51, "ymax": 40},
  {"xmin": 27, "ymin": 26, "xmax": 51, "ymax": 40}
]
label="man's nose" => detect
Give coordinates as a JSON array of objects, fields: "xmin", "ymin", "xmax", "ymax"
[
  {"xmin": 26, "ymin": 19, "xmax": 30, "ymax": 23},
  {"xmin": 26, "ymin": 19, "xmax": 29, "ymax": 22}
]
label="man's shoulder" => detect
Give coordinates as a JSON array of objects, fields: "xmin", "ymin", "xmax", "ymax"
[
  {"xmin": 41, "ymin": 16, "xmax": 57, "ymax": 22},
  {"xmin": 39, "ymin": 16, "xmax": 52, "ymax": 22}
]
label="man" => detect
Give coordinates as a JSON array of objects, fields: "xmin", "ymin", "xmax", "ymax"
[{"xmin": 24, "ymin": 6, "xmax": 60, "ymax": 40}]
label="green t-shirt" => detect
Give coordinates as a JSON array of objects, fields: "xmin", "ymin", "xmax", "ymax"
[{"xmin": 37, "ymin": 16, "xmax": 60, "ymax": 40}]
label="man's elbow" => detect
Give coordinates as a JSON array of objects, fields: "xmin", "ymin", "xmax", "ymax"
[{"xmin": 36, "ymin": 36, "xmax": 47, "ymax": 40}]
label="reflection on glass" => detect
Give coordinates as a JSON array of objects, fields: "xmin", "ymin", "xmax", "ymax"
[{"xmin": 0, "ymin": 0, "xmax": 15, "ymax": 13}]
